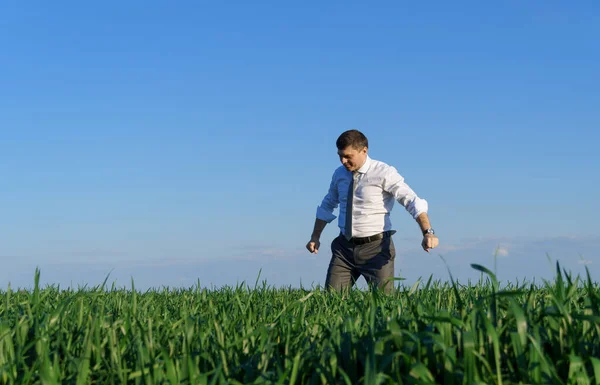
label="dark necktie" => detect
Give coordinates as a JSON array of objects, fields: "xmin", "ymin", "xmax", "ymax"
[{"xmin": 344, "ymin": 172, "xmax": 355, "ymax": 240}]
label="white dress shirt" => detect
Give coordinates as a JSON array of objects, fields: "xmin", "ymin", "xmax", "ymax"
[{"xmin": 316, "ymin": 155, "xmax": 428, "ymax": 238}]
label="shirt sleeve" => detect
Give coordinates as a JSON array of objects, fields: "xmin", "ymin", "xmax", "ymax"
[
  {"xmin": 316, "ymin": 170, "xmax": 339, "ymax": 223},
  {"xmin": 382, "ymin": 166, "xmax": 428, "ymax": 219}
]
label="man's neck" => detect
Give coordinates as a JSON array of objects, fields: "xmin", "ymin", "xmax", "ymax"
[{"xmin": 356, "ymin": 155, "xmax": 369, "ymax": 173}]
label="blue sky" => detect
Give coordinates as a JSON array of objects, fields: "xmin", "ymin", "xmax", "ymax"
[{"xmin": 1, "ymin": 1, "xmax": 599, "ymax": 290}]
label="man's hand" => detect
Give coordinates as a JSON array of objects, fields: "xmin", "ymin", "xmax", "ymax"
[
  {"xmin": 421, "ymin": 234, "xmax": 439, "ymax": 252},
  {"xmin": 306, "ymin": 238, "xmax": 321, "ymax": 254},
  {"xmin": 307, "ymin": 219, "xmax": 327, "ymax": 254}
]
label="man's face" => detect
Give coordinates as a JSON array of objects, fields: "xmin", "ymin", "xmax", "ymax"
[{"xmin": 338, "ymin": 145, "xmax": 367, "ymax": 172}]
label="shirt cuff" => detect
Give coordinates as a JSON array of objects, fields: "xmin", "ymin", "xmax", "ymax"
[
  {"xmin": 406, "ymin": 198, "xmax": 428, "ymax": 219},
  {"xmin": 316, "ymin": 206, "xmax": 337, "ymax": 223}
]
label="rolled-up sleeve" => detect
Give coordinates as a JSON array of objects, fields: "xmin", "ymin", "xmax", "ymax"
[
  {"xmin": 383, "ymin": 166, "xmax": 428, "ymax": 219},
  {"xmin": 316, "ymin": 171, "xmax": 339, "ymax": 223}
]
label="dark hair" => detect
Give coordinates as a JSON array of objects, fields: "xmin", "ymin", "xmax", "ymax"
[{"xmin": 336, "ymin": 129, "xmax": 368, "ymax": 150}]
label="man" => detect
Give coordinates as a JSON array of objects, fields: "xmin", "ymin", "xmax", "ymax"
[{"xmin": 306, "ymin": 129, "xmax": 439, "ymax": 293}]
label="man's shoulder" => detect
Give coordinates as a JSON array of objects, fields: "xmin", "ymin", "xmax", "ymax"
[
  {"xmin": 368, "ymin": 158, "xmax": 396, "ymax": 173},
  {"xmin": 330, "ymin": 165, "xmax": 348, "ymax": 178}
]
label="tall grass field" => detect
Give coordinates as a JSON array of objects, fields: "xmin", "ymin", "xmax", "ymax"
[{"xmin": 1, "ymin": 261, "xmax": 599, "ymax": 384}]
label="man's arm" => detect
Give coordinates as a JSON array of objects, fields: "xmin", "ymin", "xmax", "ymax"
[
  {"xmin": 307, "ymin": 170, "xmax": 339, "ymax": 253},
  {"xmin": 416, "ymin": 212, "xmax": 431, "ymax": 233},
  {"xmin": 417, "ymin": 212, "xmax": 439, "ymax": 252},
  {"xmin": 383, "ymin": 166, "xmax": 439, "ymax": 252},
  {"xmin": 382, "ymin": 166, "xmax": 428, "ymax": 219},
  {"xmin": 315, "ymin": 170, "xmax": 340, "ymax": 224},
  {"xmin": 311, "ymin": 218, "xmax": 328, "ymax": 241}
]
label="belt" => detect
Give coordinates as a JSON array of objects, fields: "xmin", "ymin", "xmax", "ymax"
[{"xmin": 344, "ymin": 230, "xmax": 395, "ymax": 245}]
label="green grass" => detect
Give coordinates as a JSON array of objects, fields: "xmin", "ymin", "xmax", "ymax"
[{"xmin": 1, "ymin": 261, "xmax": 599, "ymax": 384}]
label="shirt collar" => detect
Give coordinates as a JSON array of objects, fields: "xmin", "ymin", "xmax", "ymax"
[{"xmin": 356, "ymin": 155, "xmax": 372, "ymax": 174}]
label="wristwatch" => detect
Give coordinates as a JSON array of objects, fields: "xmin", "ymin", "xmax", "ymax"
[{"xmin": 423, "ymin": 228, "xmax": 435, "ymax": 236}]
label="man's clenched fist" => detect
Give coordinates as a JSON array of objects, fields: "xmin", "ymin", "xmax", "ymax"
[
  {"xmin": 306, "ymin": 238, "xmax": 321, "ymax": 254},
  {"xmin": 422, "ymin": 234, "xmax": 439, "ymax": 253}
]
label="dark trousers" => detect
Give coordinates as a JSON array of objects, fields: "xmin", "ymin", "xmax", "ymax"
[{"xmin": 324, "ymin": 233, "xmax": 396, "ymax": 294}]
